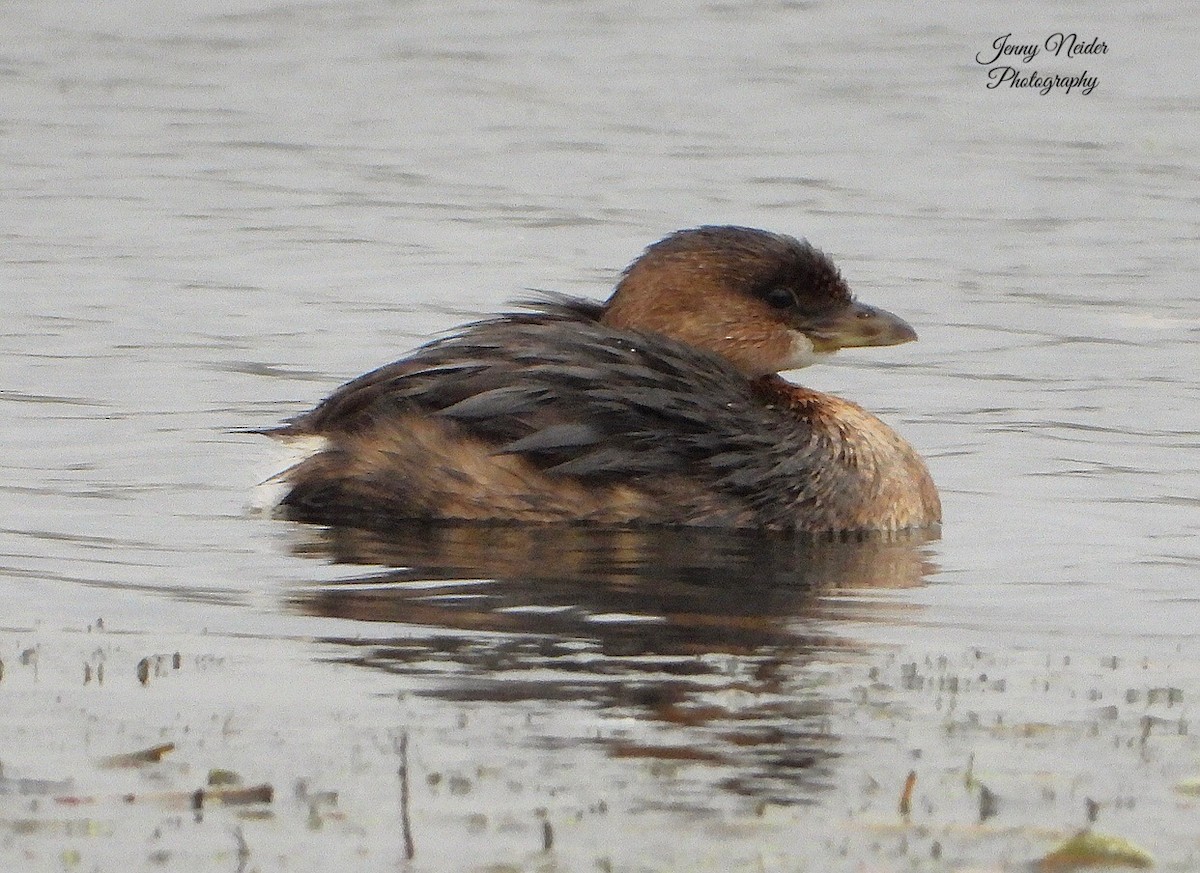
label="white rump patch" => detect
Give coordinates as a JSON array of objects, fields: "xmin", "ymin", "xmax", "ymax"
[{"xmin": 247, "ymin": 434, "xmax": 330, "ymax": 514}]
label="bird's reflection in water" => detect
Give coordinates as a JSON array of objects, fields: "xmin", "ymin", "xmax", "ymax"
[{"xmin": 287, "ymin": 523, "xmax": 938, "ymax": 805}]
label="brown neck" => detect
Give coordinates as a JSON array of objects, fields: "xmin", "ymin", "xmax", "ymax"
[
  {"xmin": 749, "ymin": 376, "xmax": 943, "ymax": 533},
  {"xmin": 601, "ymin": 281, "xmax": 792, "ymax": 377}
]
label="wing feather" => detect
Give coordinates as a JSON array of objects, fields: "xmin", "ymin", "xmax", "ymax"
[{"xmin": 273, "ymin": 298, "xmax": 817, "ymax": 513}]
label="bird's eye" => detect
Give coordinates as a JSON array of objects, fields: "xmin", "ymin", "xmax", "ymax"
[{"xmin": 763, "ymin": 287, "xmax": 795, "ymax": 310}]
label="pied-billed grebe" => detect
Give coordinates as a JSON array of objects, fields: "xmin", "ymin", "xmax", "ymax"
[{"xmin": 261, "ymin": 226, "xmax": 941, "ymax": 535}]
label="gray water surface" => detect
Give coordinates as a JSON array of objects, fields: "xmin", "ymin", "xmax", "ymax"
[{"xmin": 2, "ymin": 1, "xmax": 1198, "ymax": 870}]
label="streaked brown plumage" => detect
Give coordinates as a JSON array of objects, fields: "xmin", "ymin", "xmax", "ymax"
[{"xmin": 261, "ymin": 226, "xmax": 941, "ymax": 535}]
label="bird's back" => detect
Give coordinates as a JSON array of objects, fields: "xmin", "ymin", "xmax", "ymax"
[{"xmin": 265, "ymin": 298, "xmax": 938, "ymax": 533}]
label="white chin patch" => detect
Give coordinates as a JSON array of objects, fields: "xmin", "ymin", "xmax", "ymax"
[{"xmin": 784, "ymin": 331, "xmax": 833, "ymax": 370}]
